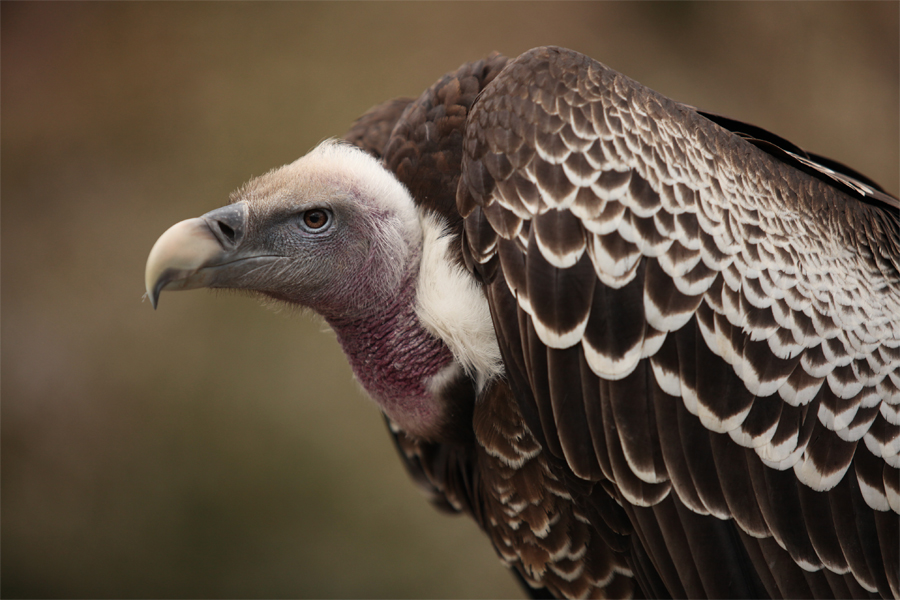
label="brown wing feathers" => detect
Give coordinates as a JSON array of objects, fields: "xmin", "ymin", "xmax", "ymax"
[
  {"xmin": 344, "ymin": 46, "xmax": 897, "ymax": 599},
  {"xmin": 383, "ymin": 53, "xmax": 510, "ymax": 237},
  {"xmin": 348, "ymin": 54, "xmax": 645, "ymax": 599},
  {"xmin": 343, "ymin": 97, "xmax": 414, "ymax": 159},
  {"xmin": 459, "ymin": 46, "xmax": 899, "ymax": 598}
]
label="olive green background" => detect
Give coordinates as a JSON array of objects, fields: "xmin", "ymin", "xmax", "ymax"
[{"xmin": 2, "ymin": 2, "xmax": 897, "ymax": 598}]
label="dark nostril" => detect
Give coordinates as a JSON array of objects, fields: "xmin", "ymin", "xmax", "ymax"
[
  {"xmin": 202, "ymin": 202, "xmax": 247, "ymax": 248},
  {"xmin": 217, "ymin": 221, "xmax": 236, "ymax": 244}
]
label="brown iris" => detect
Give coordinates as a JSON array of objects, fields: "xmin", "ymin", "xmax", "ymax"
[{"xmin": 303, "ymin": 209, "xmax": 329, "ymax": 230}]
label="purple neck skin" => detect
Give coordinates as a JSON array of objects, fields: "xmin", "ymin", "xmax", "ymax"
[{"xmin": 325, "ymin": 274, "xmax": 455, "ymax": 438}]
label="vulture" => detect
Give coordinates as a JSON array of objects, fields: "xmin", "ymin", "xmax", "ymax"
[{"xmin": 145, "ymin": 47, "xmax": 900, "ymax": 599}]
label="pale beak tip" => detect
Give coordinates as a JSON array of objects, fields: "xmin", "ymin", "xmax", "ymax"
[
  {"xmin": 144, "ymin": 217, "xmax": 221, "ymax": 310},
  {"xmin": 141, "ymin": 289, "xmax": 160, "ymax": 310}
]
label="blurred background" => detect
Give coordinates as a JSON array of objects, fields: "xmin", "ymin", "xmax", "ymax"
[{"xmin": 2, "ymin": 2, "xmax": 897, "ymax": 598}]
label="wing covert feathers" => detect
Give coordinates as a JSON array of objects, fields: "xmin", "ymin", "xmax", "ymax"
[
  {"xmin": 391, "ymin": 383, "xmax": 640, "ymax": 599},
  {"xmin": 459, "ymin": 47, "xmax": 899, "ymax": 597},
  {"xmin": 343, "ymin": 97, "xmax": 414, "ymax": 159},
  {"xmin": 348, "ymin": 46, "xmax": 898, "ymax": 599}
]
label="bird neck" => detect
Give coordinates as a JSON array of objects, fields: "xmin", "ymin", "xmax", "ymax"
[{"xmin": 325, "ymin": 270, "xmax": 457, "ymax": 439}]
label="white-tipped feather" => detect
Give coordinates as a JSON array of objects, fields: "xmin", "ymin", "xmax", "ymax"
[
  {"xmin": 756, "ymin": 429, "xmax": 802, "ymax": 465},
  {"xmin": 643, "ymin": 286, "xmax": 697, "ymax": 333},
  {"xmin": 729, "ymin": 415, "xmax": 779, "ymax": 449},
  {"xmin": 777, "ymin": 372, "xmax": 823, "ymax": 407},
  {"xmin": 817, "ymin": 400, "xmax": 860, "ymax": 433},
  {"xmin": 650, "ymin": 356, "xmax": 682, "ymax": 398},
  {"xmin": 857, "ymin": 473, "xmax": 890, "ymax": 511},
  {"xmin": 657, "ymin": 245, "xmax": 703, "ymax": 279},
  {"xmin": 793, "ymin": 452, "xmax": 850, "ymax": 492},
  {"xmin": 582, "ymin": 336, "xmax": 642, "ymax": 381},
  {"xmin": 759, "ymin": 443, "xmax": 805, "ymax": 471},
  {"xmin": 535, "ymin": 232, "xmax": 586, "ymax": 269},
  {"xmin": 768, "ymin": 328, "xmax": 805, "ymax": 360},
  {"xmin": 533, "ymin": 313, "xmax": 589, "ymax": 350},
  {"xmin": 881, "ymin": 400, "xmax": 900, "ymax": 425},
  {"xmin": 697, "ymin": 401, "xmax": 752, "ymax": 434},
  {"xmin": 640, "ymin": 328, "xmax": 667, "ymax": 359},
  {"xmin": 887, "ymin": 479, "xmax": 900, "ymax": 514}
]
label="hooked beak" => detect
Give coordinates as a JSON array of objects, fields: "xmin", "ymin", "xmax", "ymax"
[{"xmin": 144, "ymin": 202, "xmax": 275, "ymax": 308}]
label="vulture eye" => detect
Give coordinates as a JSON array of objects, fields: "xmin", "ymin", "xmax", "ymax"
[{"xmin": 299, "ymin": 209, "xmax": 332, "ymax": 233}]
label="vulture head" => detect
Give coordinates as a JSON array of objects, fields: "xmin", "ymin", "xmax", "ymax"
[
  {"xmin": 145, "ymin": 139, "xmax": 491, "ymax": 440},
  {"xmin": 146, "ymin": 140, "xmax": 421, "ymax": 320}
]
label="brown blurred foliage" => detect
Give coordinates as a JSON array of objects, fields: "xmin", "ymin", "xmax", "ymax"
[{"xmin": 2, "ymin": 2, "xmax": 897, "ymax": 598}]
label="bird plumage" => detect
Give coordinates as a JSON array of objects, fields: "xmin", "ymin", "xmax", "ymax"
[{"xmin": 146, "ymin": 46, "xmax": 899, "ymax": 598}]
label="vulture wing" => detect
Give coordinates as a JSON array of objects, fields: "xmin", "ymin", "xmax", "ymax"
[
  {"xmin": 343, "ymin": 96, "xmax": 414, "ymax": 159},
  {"xmin": 348, "ymin": 53, "xmax": 643, "ymax": 599},
  {"xmin": 456, "ymin": 46, "xmax": 900, "ymax": 598}
]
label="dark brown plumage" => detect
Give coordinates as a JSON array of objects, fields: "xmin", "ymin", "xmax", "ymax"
[
  {"xmin": 350, "ymin": 47, "xmax": 899, "ymax": 599},
  {"xmin": 148, "ymin": 46, "xmax": 899, "ymax": 599}
]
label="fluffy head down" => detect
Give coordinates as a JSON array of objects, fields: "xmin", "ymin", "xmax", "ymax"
[{"xmin": 232, "ymin": 140, "xmax": 424, "ymax": 318}]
